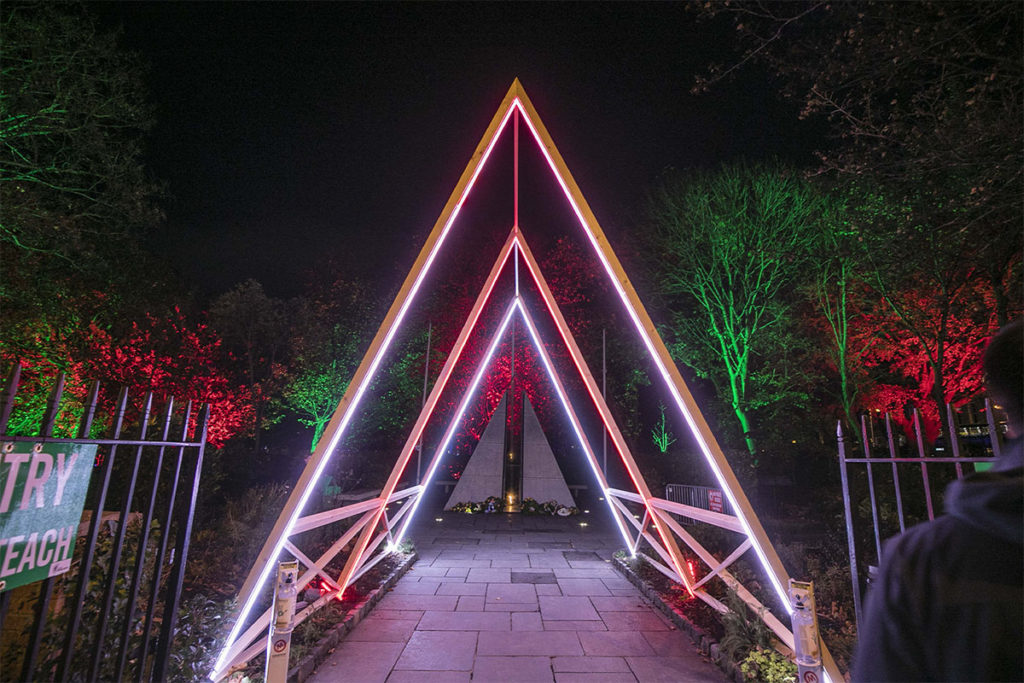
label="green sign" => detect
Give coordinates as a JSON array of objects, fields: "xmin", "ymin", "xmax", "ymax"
[{"xmin": 0, "ymin": 442, "xmax": 95, "ymax": 593}]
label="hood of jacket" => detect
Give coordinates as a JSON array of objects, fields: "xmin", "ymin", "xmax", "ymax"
[{"xmin": 945, "ymin": 439, "xmax": 1023, "ymax": 545}]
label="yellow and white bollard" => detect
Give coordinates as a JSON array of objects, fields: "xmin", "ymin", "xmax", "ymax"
[
  {"xmin": 788, "ymin": 579, "xmax": 824, "ymax": 683},
  {"xmin": 265, "ymin": 559, "xmax": 299, "ymax": 683}
]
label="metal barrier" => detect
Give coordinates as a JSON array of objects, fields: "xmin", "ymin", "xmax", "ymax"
[
  {"xmin": 664, "ymin": 483, "xmax": 732, "ymax": 524},
  {"xmin": 837, "ymin": 402, "xmax": 1001, "ymax": 627}
]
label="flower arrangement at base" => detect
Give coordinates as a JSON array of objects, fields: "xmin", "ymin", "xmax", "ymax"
[
  {"xmin": 450, "ymin": 496, "xmax": 502, "ymax": 514},
  {"xmin": 521, "ymin": 497, "xmax": 579, "ymax": 516},
  {"xmin": 449, "ymin": 496, "xmax": 579, "ymax": 516}
]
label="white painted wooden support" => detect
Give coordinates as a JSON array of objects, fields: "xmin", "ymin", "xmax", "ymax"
[
  {"xmin": 385, "ymin": 496, "xmax": 416, "ymax": 530},
  {"xmin": 639, "ymin": 529, "xmax": 680, "ymax": 580},
  {"xmin": 283, "ymin": 541, "xmax": 342, "ymax": 593},
  {"xmin": 607, "ymin": 487, "xmax": 644, "ymax": 504},
  {"xmin": 637, "ymin": 552, "xmax": 680, "ymax": 583},
  {"xmin": 647, "ymin": 496, "xmax": 745, "ymax": 533},
  {"xmin": 631, "ymin": 509, "xmax": 650, "ymax": 556},
  {"xmin": 291, "ymin": 497, "xmax": 383, "ymax": 535},
  {"xmin": 691, "ymin": 539, "xmax": 752, "ymax": 590}
]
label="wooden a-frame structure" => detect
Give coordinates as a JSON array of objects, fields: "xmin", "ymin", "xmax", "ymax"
[{"xmin": 212, "ymin": 80, "xmax": 840, "ymax": 682}]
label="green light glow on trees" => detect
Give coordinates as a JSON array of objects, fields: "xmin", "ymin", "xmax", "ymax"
[
  {"xmin": 646, "ymin": 160, "xmax": 822, "ymax": 459},
  {"xmin": 650, "ymin": 403, "xmax": 676, "ymax": 454}
]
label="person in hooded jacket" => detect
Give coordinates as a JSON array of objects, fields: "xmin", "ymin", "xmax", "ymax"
[{"xmin": 853, "ymin": 319, "xmax": 1023, "ymax": 682}]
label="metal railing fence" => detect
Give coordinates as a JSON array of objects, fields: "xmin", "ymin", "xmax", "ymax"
[
  {"xmin": 837, "ymin": 401, "xmax": 1001, "ymax": 627},
  {"xmin": 0, "ymin": 364, "xmax": 209, "ymax": 682}
]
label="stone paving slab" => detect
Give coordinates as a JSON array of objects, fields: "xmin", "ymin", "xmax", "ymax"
[
  {"xmin": 307, "ymin": 640, "xmax": 404, "ymax": 682},
  {"xmin": 590, "ymin": 596, "xmax": 651, "ymax": 612},
  {"xmin": 552, "ymin": 656, "xmax": 632, "ymax": 673},
  {"xmin": 541, "ymin": 619, "xmax": 609, "ymax": 631},
  {"xmin": 455, "ymin": 595, "xmax": 484, "ymax": 611},
  {"xmin": 473, "ymin": 655, "xmax": 554, "ymax": 682},
  {"xmin": 465, "ymin": 567, "xmax": 511, "ymax": 583},
  {"xmin": 386, "ymin": 671, "xmax": 471, "ymax": 683},
  {"xmin": 512, "ymin": 612, "xmax": 544, "ymax": 631},
  {"xmin": 435, "ymin": 582, "xmax": 486, "ymax": 596},
  {"xmin": 346, "ymin": 617, "xmax": 421, "ymax": 642},
  {"xmin": 486, "ymin": 583, "xmax": 538, "ymax": 603},
  {"xmin": 600, "ymin": 611, "xmax": 672, "ymax": 631},
  {"xmin": 555, "ymin": 674, "xmax": 639, "ymax": 683},
  {"xmin": 513, "ymin": 570, "xmax": 559, "ymax": 583},
  {"xmin": 376, "ymin": 594, "xmax": 458, "ymax": 612},
  {"xmin": 557, "ymin": 578, "xmax": 612, "ymax": 596},
  {"xmin": 477, "ymin": 630, "xmax": 584, "ymax": 656},
  {"xmin": 539, "ymin": 596, "xmax": 601, "ymax": 620},
  {"xmin": 579, "ymin": 631, "xmax": 657, "ymax": 656},
  {"xmin": 626, "ymin": 655, "xmax": 724, "ymax": 682},
  {"xmin": 309, "ymin": 512, "xmax": 727, "ymax": 682},
  {"xmin": 418, "ymin": 610, "xmax": 510, "ymax": 631},
  {"xmin": 394, "ymin": 631, "xmax": 477, "ymax": 671}
]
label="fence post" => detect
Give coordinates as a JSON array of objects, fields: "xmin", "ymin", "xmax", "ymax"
[{"xmin": 837, "ymin": 421, "xmax": 864, "ymax": 628}]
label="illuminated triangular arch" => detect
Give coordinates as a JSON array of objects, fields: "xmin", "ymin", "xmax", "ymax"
[{"xmin": 212, "ymin": 80, "xmax": 840, "ymax": 682}]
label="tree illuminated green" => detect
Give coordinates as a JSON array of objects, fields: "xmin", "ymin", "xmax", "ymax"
[
  {"xmin": 646, "ymin": 161, "xmax": 822, "ymax": 458},
  {"xmin": 1, "ymin": 3, "xmax": 161, "ymax": 262},
  {"xmin": 279, "ymin": 281, "xmax": 369, "ymax": 453}
]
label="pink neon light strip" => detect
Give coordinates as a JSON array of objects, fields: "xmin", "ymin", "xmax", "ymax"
[
  {"xmin": 513, "ymin": 99, "xmax": 790, "ymax": 611},
  {"xmin": 513, "ymin": 233, "xmax": 689, "ymax": 590},
  {"xmin": 392, "ymin": 291, "xmax": 633, "ymax": 551},
  {"xmin": 394, "ymin": 299, "xmax": 519, "ymax": 545},
  {"xmin": 212, "ymin": 101, "xmax": 519, "ymax": 681},
  {"xmin": 511, "ymin": 296, "xmax": 633, "ymax": 548}
]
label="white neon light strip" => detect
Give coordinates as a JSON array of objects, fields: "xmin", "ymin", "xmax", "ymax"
[
  {"xmin": 512, "ymin": 297, "xmax": 633, "ymax": 549},
  {"xmin": 394, "ymin": 299, "xmax": 520, "ymax": 544},
  {"xmin": 512, "ymin": 233, "xmax": 689, "ymax": 589},
  {"xmin": 211, "ymin": 102, "xmax": 519, "ymax": 681},
  {"xmin": 393, "ymin": 292, "xmax": 633, "ymax": 551},
  {"xmin": 512, "ymin": 98, "xmax": 791, "ymax": 612}
]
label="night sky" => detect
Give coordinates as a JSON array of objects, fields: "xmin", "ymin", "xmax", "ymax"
[{"xmin": 92, "ymin": 3, "xmax": 824, "ymax": 300}]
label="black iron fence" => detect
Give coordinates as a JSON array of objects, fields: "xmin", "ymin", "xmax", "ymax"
[
  {"xmin": 837, "ymin": 402, "xmax": 1002, "ymax": 627},
  {"xmin": 0, "ymin": 365, "xmax": 209, "ymax": 682}
]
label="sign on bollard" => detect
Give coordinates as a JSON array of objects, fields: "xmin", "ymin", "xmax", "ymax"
[
  {"xmin": 265, "ymin": 559, "xmax": 299, "ymax": 683},
  {"xmin": 0, "ymin": 442, "xmax": 95, "ymax": 593},
  {"xmin": 789, "ymin": 579, "xmax": 823, "ymax": 683}
]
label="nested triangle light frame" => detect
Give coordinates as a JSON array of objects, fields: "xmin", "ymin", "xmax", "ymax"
[{"xmin": 212, "ymin": 80, "xmax": 840, "ymax": 682}]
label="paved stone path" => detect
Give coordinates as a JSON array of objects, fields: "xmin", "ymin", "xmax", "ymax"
[{"xmin": 309, "ymin": 506, "xmax": 727, "ymax": 682}]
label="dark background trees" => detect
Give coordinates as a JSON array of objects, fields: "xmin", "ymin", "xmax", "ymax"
[
  {"xmin": 689, "ymin": 1, "xmax": 1022, "ymax": 445},
  {"xmin": 2, "ymin": 0, "xmax": 1019, "ymax": 493}
]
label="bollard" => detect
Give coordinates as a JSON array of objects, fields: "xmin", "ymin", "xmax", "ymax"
[
  {"xmin": 788, "ymin": 579, "xmax": 823, "ymax": 683},
  {"xmin": 265, "ymin": 559, "xmax": 299, "ymax": 683}
]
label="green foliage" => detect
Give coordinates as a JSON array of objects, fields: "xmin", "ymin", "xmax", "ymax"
[
  {"xmin": 1, "ymin": 2, "xmax": 162, "ymax": 262},
  {"xmin": 650, "ymin": 403, "xmax": 676, "ymax": 453},
  {"xmin": 644, "ymin": 160, "xmax": 823, "ymax": 457},
  {"xmin": 165, "ymin": 595, "xmax": 236, "ymax": 683},
  {"xmin": 719, "ymin": 589, "xmax": 775, "ymax": 664},
  {"xmin": 740, "ymin": 647, "xmax": 797, "ymax": 683}
]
